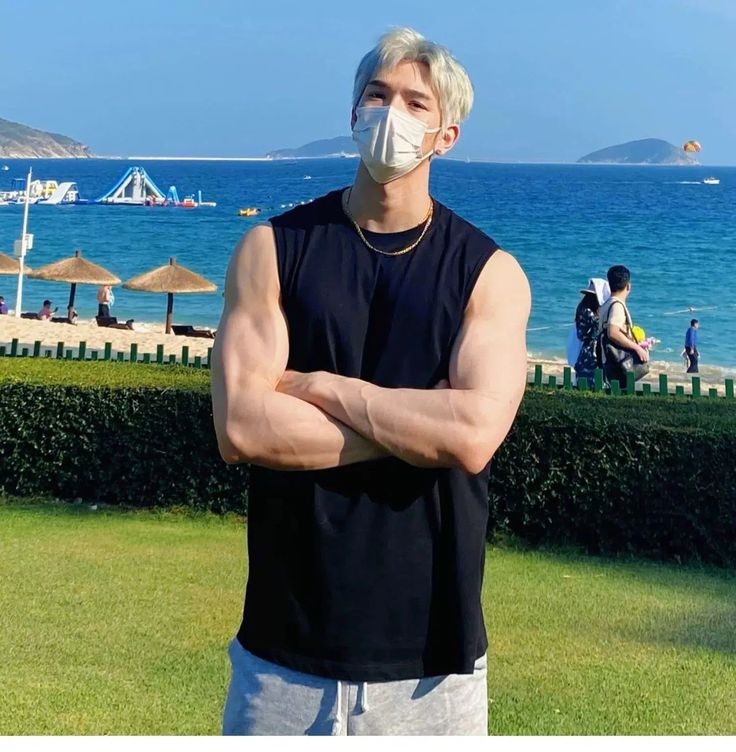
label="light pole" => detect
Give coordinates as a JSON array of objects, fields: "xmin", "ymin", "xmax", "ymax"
[{"xmin": 14, "ymin": 167, "xmax": 33, "ymax": 318}]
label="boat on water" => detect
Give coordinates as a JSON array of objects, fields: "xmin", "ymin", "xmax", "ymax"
[
  {"xmin": 1, "ymin": 165, "xmax": 9, "ymax": 171},
  {"xmin": 703, "ymin": 177, "xmax": 720, "ymax": 185},
  {"xmin": 239, "ymin": 207, "xmax": 261, "ymax": 217},
  {"xmin": 180, "ymin": 195, "xmax": 197, "ymax": 208}
]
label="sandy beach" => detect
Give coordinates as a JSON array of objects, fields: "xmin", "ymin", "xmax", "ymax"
[
  {"xmin": 1, "ymin": 316, "xmax": 733, "ymax": 394},
  {"xmin": 0, "ymin": 316, "xmax": 216, "ymax": 360}
]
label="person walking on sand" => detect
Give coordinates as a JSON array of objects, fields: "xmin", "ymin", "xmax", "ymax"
[
  {"xmin": 0, "ymin": 296, "xmax": 8, "ymax": 315},
  {"xmin": 685, "ymin": 319, "xmax": 699, "ymax": 373},
  {"xmin": 97, "ymin": 285, "xmax": 113, "ymax": 318},
  {"xmin": 211, "ymin": 27, "xmax": 530, "ymax": 737},
  {"xmin": 598, "ymin": 265, "xmax": 649, "ymax": 390}
]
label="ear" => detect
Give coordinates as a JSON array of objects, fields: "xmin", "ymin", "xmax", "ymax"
[{"xmin": 434, "ymin": 124, "xmax": 460, "ymax": 156}]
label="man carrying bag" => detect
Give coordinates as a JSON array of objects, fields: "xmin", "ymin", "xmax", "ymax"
[{"xmin": 598, "ymin": 265, "xmax": 650, "ymax": 390}]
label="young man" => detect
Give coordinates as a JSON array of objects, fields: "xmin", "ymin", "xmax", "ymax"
[
  {"xmin": 97, "ymin": 285, "xmax": 112, "ymax": 318},
  {"xmin": 598, "ymin": 265, "xmax": 649, "ymax": 388},
  {"xmin": 685, "ymin": 319, "xmax": 699, "ymax": 373},
  {"xmin": 211, "ymin": 28, "xmax": 530, "ymax": 736}
]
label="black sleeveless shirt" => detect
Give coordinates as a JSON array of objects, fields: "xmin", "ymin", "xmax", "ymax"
[{"xmin": 237, "ymin": 188, "xmax": 499, "ymax": 681}]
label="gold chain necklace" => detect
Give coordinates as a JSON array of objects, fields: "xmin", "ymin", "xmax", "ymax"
[{"xmin": 342, "ymin": 188, "xmax": 433, "ymax": 257}]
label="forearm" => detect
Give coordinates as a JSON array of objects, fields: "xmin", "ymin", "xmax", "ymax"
[
  {"xmin": 296, "ymin": 375, "xmax": 498, "ymax": 473},
  {"xmin": 608, "ymin": 326, "xmax": 638, "ymax": 351},
  {"xmin": 217, "ymin": 389, "xmax": 388, "ymax": 470}
]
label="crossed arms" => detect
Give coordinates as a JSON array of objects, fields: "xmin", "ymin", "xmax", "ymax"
[{"xmin": 211, "ymin": 224, "xmax": 531, "ymax": 473}]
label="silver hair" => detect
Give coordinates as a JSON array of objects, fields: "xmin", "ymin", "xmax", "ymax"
[{"xmin": 352, "ymin": 28, "xmax": 474, "ymax": 127}]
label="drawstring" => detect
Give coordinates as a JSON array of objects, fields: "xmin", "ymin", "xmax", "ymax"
[
  {"xmin": 332, "ymin": 679, "xmax": 370, "ymax": 734},
  {"xmin": 359, "ymin": 681, "xmax": 370, "ymax": 712},
  {"xmin": 332, "ymin": 679, "xmax": 343, "ymax": 735}
]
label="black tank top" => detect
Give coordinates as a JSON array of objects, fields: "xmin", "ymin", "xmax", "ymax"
[{"xmin": 238, "ymin": 188, "xmax": 499, "ymax": 681}]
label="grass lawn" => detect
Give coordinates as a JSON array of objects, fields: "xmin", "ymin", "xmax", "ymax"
[{"xmin": 1, "ymin": 500, "xmax": 734, "ymax": 735}]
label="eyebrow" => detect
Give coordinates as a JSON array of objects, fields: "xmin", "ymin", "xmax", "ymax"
[{"xmin": 366, "ymin": 79, "xmax": 432, "ymax": 100}]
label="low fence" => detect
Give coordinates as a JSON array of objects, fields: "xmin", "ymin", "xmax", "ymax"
[{"xmin": 1, "ymin": 335, "xmax": 734, "ymax": 399}]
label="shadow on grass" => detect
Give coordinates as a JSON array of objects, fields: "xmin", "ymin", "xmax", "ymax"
[
  {"xmin": 490, "ymin": 533, "xmax": 736, "ymax": 657},
  {"xmin": 0, "ymin": 495, "xmax": 245, "ymax": 524}
]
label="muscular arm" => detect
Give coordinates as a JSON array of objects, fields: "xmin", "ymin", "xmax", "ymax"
[
  {"xmin": 277, "ymin": 250, "xmax": 531, "ymax": 474},
  {"xmin": 210, "ymin": 224, "xmax": 388, "ymax": 470}
]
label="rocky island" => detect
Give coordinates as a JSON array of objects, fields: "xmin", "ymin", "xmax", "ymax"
[
  {"xmin": 577, "ymin": 138, "xmax": 697, "ymax": 165},
  {"xmin": 0, "ymin": 117, "xmax": 93, "ymax": 158},
  {"xmin": 267, "ymin": 136, "xmax": 358, "ymax": 159}
]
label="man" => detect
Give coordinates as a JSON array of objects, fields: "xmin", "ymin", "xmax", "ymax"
[
  {"xmin": 211, "ymin": 27, "xmax": 530, "ymax": 736},
  {"xmin": 37, "ymin": 300, "xmax": 56, "ymax": 321},
  {"xmin": 598, "ymin": 265, "xmax": 649, "ymax": 389},
  {"xmin": 685, "ymin": 319, "xmax": 699, "ymax": 373},
  {"xmin": 97, "ymin": 285, "xmax": 112, "ymax": 318},
  {"xmin": 0, "ymin": 296, "xmax": 8, "ymax": 315}
]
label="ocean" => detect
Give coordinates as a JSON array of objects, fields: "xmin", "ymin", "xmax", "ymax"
[{"xmin": 1, "ymin": 158, "xmax": 734, "ymax": 368}]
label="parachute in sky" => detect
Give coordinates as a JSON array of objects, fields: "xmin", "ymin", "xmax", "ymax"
[{"xmin": 683, "ymin": 140, "xmax": 702, "ymax": 153}]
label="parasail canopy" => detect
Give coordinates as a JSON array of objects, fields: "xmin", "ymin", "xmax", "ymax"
[{"xmin": 683, "ymin": 140, "xmax": 702, "ymax": 153}]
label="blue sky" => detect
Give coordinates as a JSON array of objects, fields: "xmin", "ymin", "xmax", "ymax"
[{"xmin": 1, "ymin": 0, "xmax": 734, "ymax": 163}]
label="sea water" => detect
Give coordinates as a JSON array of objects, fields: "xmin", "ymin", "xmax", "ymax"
[{"xmin": 0, "ymin": 158, "xmax": 734, "ymax": 368}]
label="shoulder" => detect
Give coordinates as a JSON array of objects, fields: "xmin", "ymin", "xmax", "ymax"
[
  {"xmin": 435, "ymin": 200, "xmax": 499, "ymax": 250},
  {"xmin": 467, "ymin": 249, "xmax": 530, "ymax": 321}
]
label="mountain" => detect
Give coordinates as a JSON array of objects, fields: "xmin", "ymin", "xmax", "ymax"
[
  {"xmin": 577, "ymin": 138, "xmax": 697, "ymax": 165},
  {"xmin": 267, "ymin": 136, "xmax": 358, "ymax": 159},
  {"xmin": 0, "ymin": 117, "xmax": 93, "ymax": 158}
]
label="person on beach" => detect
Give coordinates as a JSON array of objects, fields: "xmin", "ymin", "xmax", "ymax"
[
  {"xmin": 685, "ymin": 319, "xmax": 699, "ymax": 373},
  {"xmin": 211, "ymin": 28, "xmax": 530, "ymax": 736},
  {"xmin": 598, "ymin": 265, "xmax": 649, "ymax": 389},
  {"xmin": 573, "ymin": 278, "xmax": 609, "ymax": 387},
  {"xmin": 0, "ymin": 296, "xmax": 8, "ymax": 315},
  {"xmin": 97, "ymin": 285, "xmax": 113, "ymax": 318},
  {"xmin": 37, "ymin": 300, "xmax": 56, "ymax": 321}
]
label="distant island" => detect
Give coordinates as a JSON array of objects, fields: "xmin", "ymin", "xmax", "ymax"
[
  {"xmin": 0, "ymin": 117, "xmax": 93, "ymax": 158},
  {"xmin": 267, "ymin": 136, "xmax": 358, "ymax": 160},
  {"xmin": 577, "ymin": 138, "xmax": 697, "ymax": 165}
]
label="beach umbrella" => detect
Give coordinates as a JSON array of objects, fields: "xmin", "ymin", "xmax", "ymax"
[
  {"xmin": 122, "ymin": 257, "xmax": 217, "ymax": 334},
  {"xmin": 0, "ymin": 252, "xmax": 32, "ymax": 275},
  {"xmin": 28, "ymin": 249, "xmax": 120, "ymax": 319}
]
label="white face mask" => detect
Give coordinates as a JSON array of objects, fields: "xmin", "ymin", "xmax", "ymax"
[{"xmin": 352, "ymin": 105, "xmax": 441, "ymax": 184}]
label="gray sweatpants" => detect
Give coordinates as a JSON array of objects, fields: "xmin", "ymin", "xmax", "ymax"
[{"xmin": 222, "ymin": 638, "xmax": 488, "ymax": 736}]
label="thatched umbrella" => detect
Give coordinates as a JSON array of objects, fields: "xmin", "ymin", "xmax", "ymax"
[
  {"xmin": 0, "ymin": 252, "xmax": 32, "ymax": 275},
  {"xmin": 28, "ymin": 249, "xmax": 120, "ymax": 319},
  {"xmin": 122, "ymin": 257, "xmax": 217, "ymax": 333}
]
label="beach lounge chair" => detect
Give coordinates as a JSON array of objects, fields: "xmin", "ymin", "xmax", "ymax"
[
  {"xmin": 96, "ymin": 316, "xmax": 135, "ymax": 330},
  {"xmin": 20, "ymin": 312, "xmax": 40, "ymax": 320},
  {"xmin": 172, "ymin": 325, "xmax": 216, "ymax": 339},
  {"xmin": 51, "ymin": 316, "xmax": 77, "ymax": 325}
]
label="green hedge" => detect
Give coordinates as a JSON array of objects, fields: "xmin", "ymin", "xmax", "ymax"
[
  {"xmin": 0, "ymin": 361, "xmax": 246, "ymax": 513},
  {"xmin": 1, "ymin": 360, "xmax": 735, "ymax": 564},
  {"xmin": 489, "ymin": 390, "xmax": 736, "ymax": 566}
]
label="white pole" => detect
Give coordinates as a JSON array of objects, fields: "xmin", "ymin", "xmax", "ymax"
[{"xmin": 14, "ymin": 167, "xmax": 32, "ymax": 318}]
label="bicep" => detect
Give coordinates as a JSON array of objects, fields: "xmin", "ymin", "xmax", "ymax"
[
  {"xmin": 212, "ymin": 224, "xmax": 288, "ymax": 415},
  {"xmin": 449, "ymin": 250, "xmax": 530, "ymax": 401}
]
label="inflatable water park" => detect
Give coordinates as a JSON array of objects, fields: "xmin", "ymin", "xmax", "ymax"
[
  {"xmin": 95, "ymin": 166, "xmax": 216, "ymax": 207},
  {"xmin": 0, "ymin": 166, "xmax": 216, "ymax": 208}
]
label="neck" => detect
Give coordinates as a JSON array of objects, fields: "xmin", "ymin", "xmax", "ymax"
[
  {"xmin": 347, "ymin": 162, "xmax": 432, "ymax": 232},
  {"xmin": 612, "ymin": 290, "xmax": 628, "ymax": 302}
]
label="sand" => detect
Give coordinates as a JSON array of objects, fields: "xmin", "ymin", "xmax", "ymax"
[
  {"xmin": 0, "ymin": 316, "xmax": 215, "ymax": 360},
  {"xmin": 1, "ymin": 315, "xmax": 732, "ymax": 394}
]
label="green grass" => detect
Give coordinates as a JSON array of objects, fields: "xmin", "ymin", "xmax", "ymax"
[{"xmin": 1, "ymin": 500, "xmax": 734, "ymax": 735}]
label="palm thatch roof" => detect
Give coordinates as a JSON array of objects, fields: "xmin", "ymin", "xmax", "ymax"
[
  {"xmin": 122, "ymin": 257, "xmax": 216, "ymax": 294},
  {"xmin": 0, "ymin": 252, "xmax": 32, "ymax": 276},
  {"xmin": 28, "ymin": 249, "xmax": 120, "ymax": 285}
]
